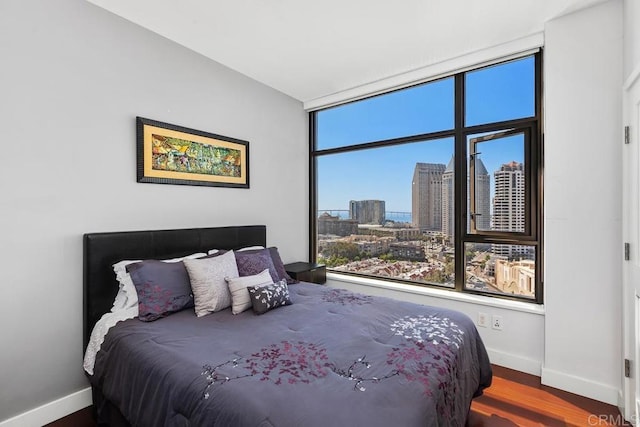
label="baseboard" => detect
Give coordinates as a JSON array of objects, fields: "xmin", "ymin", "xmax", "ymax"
[
  {"xmin": 486, "ymin": 348, "xmax": 541, "ymax": 376},
  {"xmin": 541, "ymin": 366, "xmax": 619, "ymax": 406},
  {"xmin": 617, "ymin": 390, "xmax": 632, "ymax": 425},
  {"xmin": 0, "ymin": 387, "xmax": 92, "ymax": 427}
]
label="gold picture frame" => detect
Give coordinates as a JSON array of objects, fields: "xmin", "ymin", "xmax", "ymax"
[{"xmin": 136, "ymin": 117, "xmax": 249, "ymax": 188}]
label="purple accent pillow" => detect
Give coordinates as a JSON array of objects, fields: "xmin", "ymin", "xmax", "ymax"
[
  {"xmin": 126, "ymin": 260, "xmax": 194, "ymax": 322},
  {"xmin": 234, "ymin": 249, "xmax": 279, "ymax": 282},
  {"xmin": 234, "ymin": 247, "xmax": 297, "ymax": 284},
  {"xmin": 267, "ymin": 247, "xmax": 298, "ymax": 284}
]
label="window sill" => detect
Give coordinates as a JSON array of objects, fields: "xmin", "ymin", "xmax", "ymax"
[{"xmin": 327, "ymin": 272, "xmax": 545, "ymax": 316}]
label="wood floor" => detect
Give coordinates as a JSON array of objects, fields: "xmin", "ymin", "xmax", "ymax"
[
  {"xmin": 47, "ymin": 365, "xmax": 628, "ymax": 427},
  {"xmin": 468, "ymin": 366, "xmax": 629, "ymax": 427}
]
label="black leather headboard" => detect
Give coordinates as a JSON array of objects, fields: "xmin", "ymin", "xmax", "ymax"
[{"xmin": 83, "ymin": 225, "xmax": 267, "ymax": 351}]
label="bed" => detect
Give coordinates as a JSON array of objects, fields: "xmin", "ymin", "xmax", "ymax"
[{"xmin": 83, "ymin": 225, "xmax": 492, "ymax": 426}]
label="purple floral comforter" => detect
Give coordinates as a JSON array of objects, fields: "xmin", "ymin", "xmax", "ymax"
[{"xmin": 91, "ymin": 283, "xmax": 492, "ymax": 426}]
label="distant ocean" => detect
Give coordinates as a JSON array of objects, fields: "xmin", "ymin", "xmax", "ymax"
[{"xmin": 318, "ymin": 210, "xmax": 412, "ymax": 223}]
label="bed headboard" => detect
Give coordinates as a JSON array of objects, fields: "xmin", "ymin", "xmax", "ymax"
[{"xmin": 83, "ymin": 225, "xmax": 267, "ymax": 351}]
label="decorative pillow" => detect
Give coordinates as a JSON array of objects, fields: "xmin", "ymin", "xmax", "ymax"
[
  {"xmin": 126, "ymin": 260, "xmax": 195, "ymax": 322},
  {"xmin": 248, "ymin": 279, "xmax": 292, "ymax": 315},
  {"xmin": 234, "ymin": 249, "xmax": 278, "ymax": 282},
  {"xmin": 267, "ymin": 247, "xmax": 298, "ymax": 284},
  {"xmin": 226, "ymin": 269, "xmax": 273, "ymax": 315},
  {"xmin": 111, "ymin": 252, "xmax": 205, "ymax": 312},
  {"xmin": 184, "ymin": 250, "xmax": 239, "ymax": 317},
  {"xmin": 233, "ymin": 247, "xmax": 297, "ymax": 284}
]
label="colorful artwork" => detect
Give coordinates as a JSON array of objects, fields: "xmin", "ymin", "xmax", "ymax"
[
  {"xmin": 136, "ymin": 117, "xmax": 249, "ymax": 188},
  {"xmin": 151, "ymin": 134, "xmax": 242, "ymax": 177}
]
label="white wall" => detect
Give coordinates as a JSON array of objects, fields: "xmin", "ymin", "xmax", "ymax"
[
  {"xmin": 0, "ymin": 0, "xmax": 307, "ymax": 422},
  {"xmin": 624, "ymin": 0, "xmax": 640, "ymax": 78},
  {"xmin": 543, "ymin": 0, "xmax": 622, "ymax": 405}
]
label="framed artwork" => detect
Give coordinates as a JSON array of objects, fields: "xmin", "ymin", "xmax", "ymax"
[{"xmin": 136, "ymin": 117, "xmax": 249, "ymax": 188}]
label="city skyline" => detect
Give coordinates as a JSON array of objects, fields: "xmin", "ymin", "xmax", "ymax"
[
  {"xmin": 317, "ymin": 154, "xmax": 524, "ymax": 215},
  {"xmin": 318, "ymin": 157, "xmax": 533, "ymax": 296}
]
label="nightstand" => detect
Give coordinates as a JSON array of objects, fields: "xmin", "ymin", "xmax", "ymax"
[{"xmin": 284, "ymin": 262, "xmax": 326, "ymax": 284}]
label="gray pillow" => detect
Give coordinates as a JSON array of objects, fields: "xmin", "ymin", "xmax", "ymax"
[
  {"xmin": 248, "ymin": 279, "xmax": 292, "ymax": 315},
  {"xmin": 184, "ymin": 250, "xmax": 239, "ymax": 317},
  {"xmin": 226, "ymin": 269, "xmax": 273, "ymax": 314}
]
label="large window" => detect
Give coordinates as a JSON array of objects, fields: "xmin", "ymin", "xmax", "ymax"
[{"xmin": 311, "ymin": 53, "xmax": 542, "ymax": 303}]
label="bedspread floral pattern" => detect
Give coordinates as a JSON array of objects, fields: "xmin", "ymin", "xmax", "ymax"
[
  {"xmin": 390, "ymin": 315, "xmax": 465, "ymax": 348},
  {"xmin": 202, "ymin": 341, "xmax": 330, "ymax": 399},
  {"xmin": 201, "ymin": 313, "xmax": 466, "ymax": 421},
  {"xmin": 136, "ymin": 283, "xmax": 190, "ymax": 322},
  {"xmin": 387, "ymin": 315, "xmax": 466, "ymax": 422},
  {"xmin": 202, "ymin": 341, "xmax": 398, "ymax": 398}
]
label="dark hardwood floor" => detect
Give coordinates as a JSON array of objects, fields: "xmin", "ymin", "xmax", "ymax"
[
  {"xmin": 47, "ymin": 365, "xmax": 628, "ymax": 427},
  {"xmin": 468, "ymin": 366, "xmax": 629, "ymax": 426},
  {"xmin": 44, "ymin": 406, "xmax": 95, "ymax": 427}
]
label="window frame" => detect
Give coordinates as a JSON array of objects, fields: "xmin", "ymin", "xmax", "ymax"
[
  {"xmin": 309, "ymin": 52, "xmax": 543, "ymax": 304},
  {"xmin": 467, "ymin": 125, "xmax": 538, "ymax": 240}
]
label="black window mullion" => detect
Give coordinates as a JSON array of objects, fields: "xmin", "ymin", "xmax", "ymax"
[
  {"xmin": 462, "ymin": 116, "xmax": 537, "ymax": 136},
  {"xmin": 309, "ymin": 112, "xmax": 318, "ymax": 263},
  {"xmin": 454, "ymin": 74, "xmax": 466, "ymax": 293},
  {"xmin": 535, "ymin": 51, "xmax": 544, "ymax": 303},
  {"xmin": 312, "ymin": 128, "xmax": 456, "ymax": 157}
]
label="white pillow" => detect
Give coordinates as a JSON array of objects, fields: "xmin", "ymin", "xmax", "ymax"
[
  {"xmin": 184, "ymin": 251, "xmax": 239, "ymax": 317},
  {"xmin": 226, "ymin": 269, "xmax": 273, "ymax": 315},
  {"xmin": 207, "ymin": 247, "xmax": 262, "ymax": 255},
  {"xmin": 111, "ymin": 259, "xmax": 140, "ymax": 311},
  {"xmin": 111, "ymin": 252, "xmax": 206, "ymax": 312},
  {"xmin": 236, "ymin": 246, "xmax": 265, "ymax": 251}
]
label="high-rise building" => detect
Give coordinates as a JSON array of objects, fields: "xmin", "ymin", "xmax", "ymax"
[
  {"xmin": 349, "ymin": 200, "xmax": 385, "ymax": 225},
  {"xmin": 412, "ymin": 162, "xmax": 445, "ymax": 231},
  {"xmin": 441, "ymin": 156, "xmax": 490, "ymax": 242},
  {"xmin": 492, "ymin": 161, "xmax": 527, "ymax": 258},
  {"xmin": 473, "ymin": 157, "xmax": 491, "ymax": 231},
  {"xmin": 441, "ymin": 158, "xmax": 455, "ymax": 241}
]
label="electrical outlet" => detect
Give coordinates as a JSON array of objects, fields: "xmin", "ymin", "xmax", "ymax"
[
  {"xmin": 492, "ymin": 315, "xmax": 503, "ymax": 330},
  {"xmin": 477, "ymin": 312, "xmax": 488, "ymax": 328}
]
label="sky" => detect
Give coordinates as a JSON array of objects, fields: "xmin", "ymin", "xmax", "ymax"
[{"xmin": 316, "ymin": 56, "xmax": 535, "ymax": 213}]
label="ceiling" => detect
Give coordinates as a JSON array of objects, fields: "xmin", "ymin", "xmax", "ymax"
[{"xmin": 86, "ymin": 0, "xmax": 607, "ymax": 105}]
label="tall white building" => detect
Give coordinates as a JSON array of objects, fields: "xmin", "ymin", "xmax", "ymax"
[
  {"xmin": 492, "ymin": 161, "xmax": 527, "ymax": 258},
  {"xmin": 412, "ymin": 163, "xmax": 445, "ymax": 231},
  {"xmin": 441, "ymin": 158, "xmax": 455, "ymax": 241}
]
